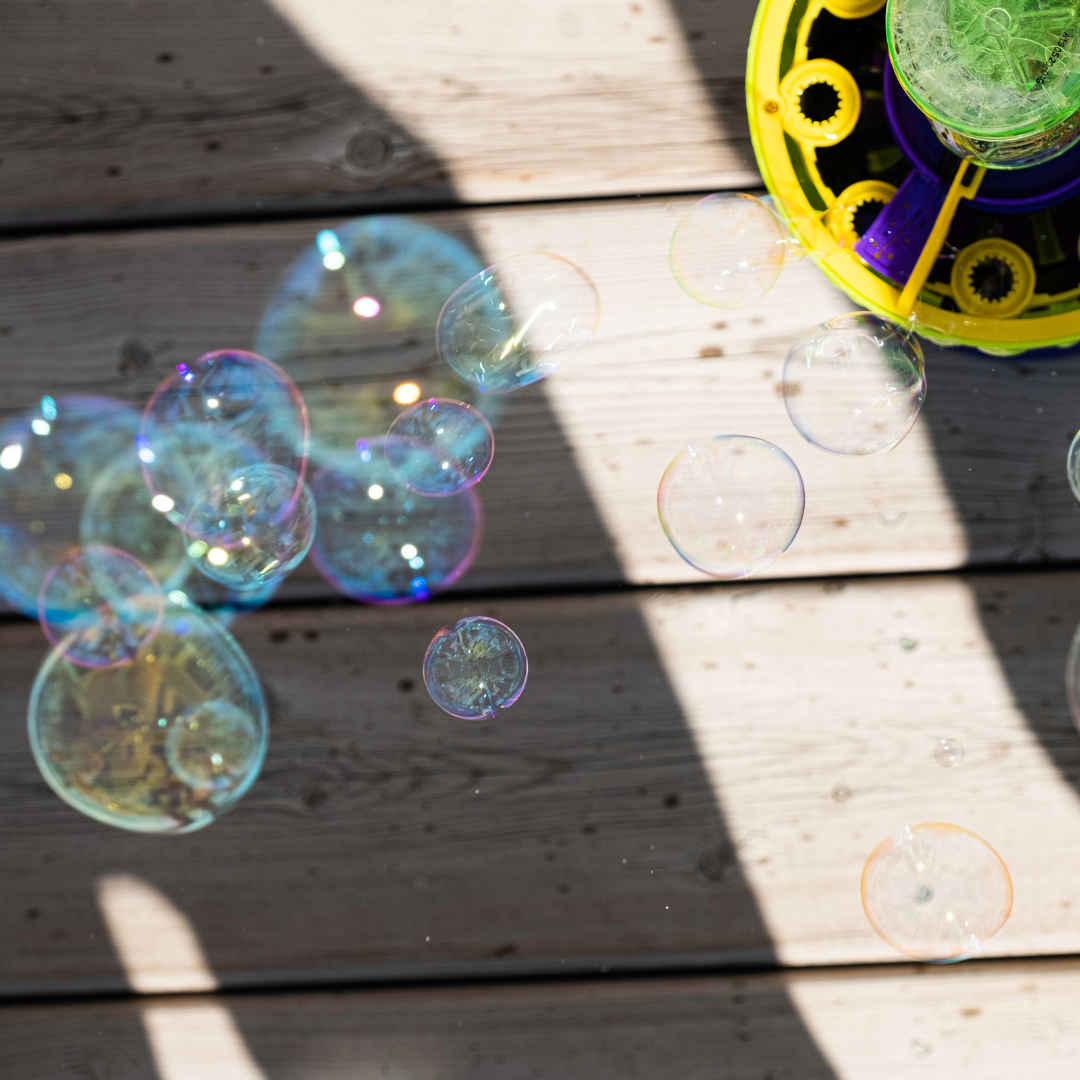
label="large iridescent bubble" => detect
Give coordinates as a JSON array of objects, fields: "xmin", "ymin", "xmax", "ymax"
[
  {"xmin": 657, "ymin": 436, "xmax": 804, "ymax": 579},
  {"xmin": 386, "ymin": 398, "xmax": 494, "ymax": 496},
  {"xmin": 310, "ymin": 440, "xmax": 482, "ymax": 604},
  {"xmin": 861, "ymin": 823, "xmax": 1012, "ymax": 962},
  {"xmin": 255, "ymin": 216, "xmax": 493, "ymax": 458},
  {"xmin": 783, "ymin": 313, "xmax": 926, "ymax": 456},
  {"xmin": 437, "ymin": 252, "xmax": 600, "ymax": 394},
  {"xmin": 423, "ymin": 616, "xmax": 528, "ymax": 720},
  {"xmin": 185, "ymin": 464, "xmax": 316, "ymax": 590},
  {"xmin": 669, "ymin": 193, "xmax": 787, "ymax": 309},
  {"xmin": 28, "ymin": 604, "xmax": 267, "ymax": 833},
  {"xmin": 0, "ymin": 396, "xmax": 141, "ymax": 615},
  {"xmin": 139, "ymin": 350, "xmax": 309, "ymax": 525},
  {"xmin": 38, "ymin": 547, "xmax": 165, "ymax": 669}
]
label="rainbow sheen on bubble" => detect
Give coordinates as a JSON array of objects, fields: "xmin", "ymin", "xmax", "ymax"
[
  {"xmin": 80, "ymin": 444, "xmax": 192, "ymax": 594},
  {"xmin": 0, "ymin": 396, "xmax": 141, "ymax": 615},
  {"xmin": 437, "ymin": 252, "xmax": 600, "ymax": 394},
  {"xmin": 255, "ymin": 216, "xmax": 493, "ymax": 456},
  {"xmin": 783, "ymin": 313, "xmax": 926, "ymax": 456},
  {"xmin": 310, "ymin": 440, "xmax": 482, "ymax": 605},
  {"xmin": 140, "ymin": 349, "xmax": 309, "ymax": 524},
  {"xmin": 165, "ymin": 700, "xmax": 263, "ymax": 793},
  {"xmin": 934, "ymin": 738, "xmax": 964, "ymax": 768},
  {"xmin": 657, "ymin": 436, "xmax": 804, "ymax": 579},
  {"xmin": 862, "ymin": 823, "xmax": 1012, "ymax": 962},
  {"xmin": 185, "ymin": 464, "xmax": 316, "ymax": 590},
  {"xmin": 386, "ymin": 398, "xmax": 494, "ymax": 496},
  {"xmin": 38, "ymin": 547, "xmax": 165, "ymax": 669},
  {"xmin": 669, "ymin": 193, "xmax": 786, "ymax": 309},
  {"xmin": 423, "ymin": 616, "xmax": 528, "ymax": 720},
  {"xmin": 28, "ymin": 604, "xmax": 267, "ymax": 833}
]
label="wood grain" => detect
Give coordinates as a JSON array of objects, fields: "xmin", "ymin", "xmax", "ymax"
[
  {"xmin": 2, "ymin": 569, "xmax": 1080, "ymax": 994},
  {"xmin": 5, "ymin": 958, "xmax": 1080, "ymax": 1079},
  {"xmin": 0, "ymin": 0, "xmax": 757, "ymax": 227},
  {"xmin": 1, "ymin": 196, "xmax": 1077, "ymax": 601}
]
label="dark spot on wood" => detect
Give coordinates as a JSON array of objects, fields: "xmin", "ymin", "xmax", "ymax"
[
  {"xmin": 106, "ymin": 166, "xmax": 121, "ymax": 177},
  {"xmin": 833, "ymin": 518, "xmax": 849, "ymax": 528},
  {"xmin": 961, "ymin": 1006, "xmax": 981, "ymax": 1017},
  {"xmin": 260, "ymin": 64, "xmax": 274, "ymax": 75},
  {"xmin": 713, "ymin": 321, "xmax": 727, "ymax": 329},
  {"xmin": 611, "ymin": 684, "xmax": 624, "ymax": 694},
  {"xmin": 204, "ymin": 140, "xmax": 221, "ymax": 152},
  {"xmin": 269, "ymin": 629, "xmax": 290, "ymax": 642},
  {"xmin": 491, "ymin": 942, "xmax": 517, "ymax": 957},
  {"xmin": 156, "ymin": 52, "xmax": 174, "ymax": 63},
  {"xmin": 303, "ymin": 629, "xmax": 319, "ymax": 640},
  {"xmin": 302, "ymin": 789, "xmax": 327, "ymax": 809},
  {"xmin": 0, "ymin": 326, "xmax": 12, "ymax": 336},
  {"xmin": 689, "ymin": 30, "xmax": 704, "ymax": 40},
  {"xmin": 581, "ymin": 824, "xmax": 597, "ymax": 834},
  {"xmin": 699, "ymin": 346, "xmax": 724, "ymax": 358},
  {"xmin": 557, "ymin": 883, "xmax": 570, "ymax": 894},
  {"xmin": 424, "ymin": 822, "xmax": 435, "ymax": 833},
  {"xmin": 398, "ymin": 678, "xmax": 414, "ymax": 691},
  {"xmin": 982, "ymin": 603, "xmax": 999, "ymax": 614},
  {"xmin": 118, "ymin": 338, "xmax": 152, "ymax": 375},
  {"xmin": 663, "ymin": 793, "xmax": 680, "ymax": 808},
  {"xmin": 25, "ymin": 908, "xmax": 40, "ymax": 920},
  {"xmin": 700, "ymin": 843, "xmax": 735, "ymax": 880}
]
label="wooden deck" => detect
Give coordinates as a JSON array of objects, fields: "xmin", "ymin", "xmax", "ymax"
[{"xmin": 2, "ymin": 0, "xmax": 1078, "ymax": 1075}]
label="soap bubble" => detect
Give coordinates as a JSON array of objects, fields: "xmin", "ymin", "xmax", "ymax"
[
  {"xmin": 657, "ymin": 436, "xmax": 804, "ymax": 578},
  {"xmin": 423, "ymin": 616, "xmax": 528, "ymax": 720},
  {"xmin": 861, "ymin": 823, "xmax": 1012, "ymax": 962},
  {"xmin": 0, "ymin": 396, "xmax": 141, "ymax": 615},
  {"xmin": 310, "ymin": 440, "xmax": 482, "ymax": 604},
  {"xmin": 28, "ymin": 604, "xmax": 267, "ymax": 833},
  {"xmin": 669, "ymin": 193, "xmax": 786, "ymax": 308},
  {"xmin": 934, "ymin": 738, "xmax": 964, "ymax": 768},
  {"xmin": 386, "ymin": 398, "xmax": 494, "ymax": 496},
  {"xmin": 80, "ymin": 444, "xmax": 192, "ymax": 594},
  {"xmin": 140, "ymin": 350, "xmax": 309, "ymax": 524},
  {"xmin": 1066, "ymin": 430, "xmax": 1080, "ymax": 506},
  {"xmin": 783, "ymin": 313, "xmax": 926, "ymax": 456},
  {"xmin": 185, "ymin": 464, "xmax": 316, "ymax": 590},
  {"xmin": 165, "ymin": 700, "xmax": 263, "ymax": 793},
  {"xmin": 437, "ymin": 252, "xmax": 600, "ymax": 394},
  {"xmin": 38, "ymin": 547, "xmax": 165, "ymax": 669},
  {"xmin": 255, "ymin": 217, "xmax": 494, "ymax": 458}
]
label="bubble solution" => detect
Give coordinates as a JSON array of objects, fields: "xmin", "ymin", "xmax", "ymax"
[
  {"xmin": 669, "ymin": 193, "xmax": 786, "ymax": 309},
  {"xmin": 783, "ymin": 313, "xmax": 926, "ymax": 456},
  {"xmin": 423, "ymin": 616, "xmax": 528, "ymax": 720},
  {"xmin": 38, "ymin": 547, "xmax": 165, "ymax": 669},
  {"xmin": 386, "ymin": 398, "xmax": 494, "ymax": 496},
  {"xmin": 657, "ymin": 436, "xmax": 804, "ymax": 578},
  {"xmin": 437, "ymin": 252, "xmax": 600, "ymax": 394},
  {"xmin": 861, "ymin": 823, "xmax": 1012, "ymax": 962}
]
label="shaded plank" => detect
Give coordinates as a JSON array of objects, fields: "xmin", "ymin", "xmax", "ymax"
[
  {"xmin": 0, "ymin": 0, "xmax": 757, "ymax": 227},
  {"xmin": 5, "ymin": 958, "xmax": 1080, "ymax": 1079},
  {"xmin": 2, "ymin": 569, "xmax": 1080, "ymax": 993},
  {"xmin": 1, "ymin": 196, "xmax": 1077, "ymax": 597}
]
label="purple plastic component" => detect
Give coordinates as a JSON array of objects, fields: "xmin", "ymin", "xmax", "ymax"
[
  {"xmin": 883, "ymin": 59, "xmax": 1080, "ymax": 212},
  {"xmin": 854, "ymin": 170, "xmax": 946, "ymax": 285}
]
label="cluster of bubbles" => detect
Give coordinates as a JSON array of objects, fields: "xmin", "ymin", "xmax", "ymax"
[
  {"xmin": 662, "ymin": 191, "xmax": 1023, "ymax": 965},
  {"xmin": 5, "ymin": 221, "xmax": 603, "ymax": 829},
  {"xmin": 659, "ymin": 191, "xmax": 927, "ymax": 579}
]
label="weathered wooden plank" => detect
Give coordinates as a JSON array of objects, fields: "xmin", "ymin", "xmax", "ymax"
[
  {"xmin": 2, "ymin": 569, "xmax": 1079, "ymax": 994},
  {"xmin": 5, "ymin": 958, "xmax": 1080, "ymax": 1079},
  {"xmin": 1, "ymin": 196, "xmax": 1077, "ymax": 597},
  {"xmin": 0, "ymin": 0, "xmax": 757, "ymax": 227}
]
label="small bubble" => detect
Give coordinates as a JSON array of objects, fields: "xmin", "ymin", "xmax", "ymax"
[{"xmin": 935, "ymin": 738, "xmax": 964, "ymax": 768}]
